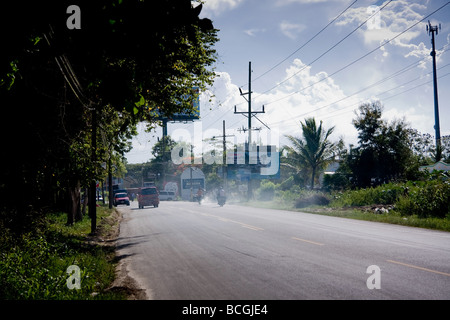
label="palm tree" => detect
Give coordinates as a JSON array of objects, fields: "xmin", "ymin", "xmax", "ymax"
[{"xmin": 284, "ymin": 118, "xmax": 335, "ymax": 189}]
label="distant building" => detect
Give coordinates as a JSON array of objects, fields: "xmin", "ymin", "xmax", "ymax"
[
  {"xmin": 180, "ymin": 167, "xmax": 205, "ymax": 201},
  {"xmin": 419, "ymin": 161, "xmax": 450, "ymax": 173}
]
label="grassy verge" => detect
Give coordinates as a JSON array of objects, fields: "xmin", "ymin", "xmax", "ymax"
[
  {"xmin": 242, "ymin": 199, "xmax": 450, "ymax": 232},
  {"xmin": 0, "ymin": 205, "xmax": 126, "ymax": 300}
]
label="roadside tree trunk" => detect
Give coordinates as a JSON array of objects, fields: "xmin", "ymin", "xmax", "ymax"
[{"xmin": 67, "ymin": 179, "xmax": 81, "ymax": 225}]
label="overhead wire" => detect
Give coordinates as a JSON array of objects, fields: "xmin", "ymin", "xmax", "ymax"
[
  {"xmin": 159, "ymin": 2, "xmax": 450, "ymax": 144},
  {"xmin": 249, "ymin": 0, "xmax": 358, "ymax": 85},
  {"xmin": 271, "ymin": 61, "xmax": 450, "ymax": 130},
  {"xmin": 260, "ymin": 1, "xmax": 450, "ymax": 108},
  {"xmin": 234, "ymin": 0, "xmax": 362, "ymax": 108},
  {"xmin": 203, "ymin": 0, "xmax": 383, "ymax": 133},
  {"xmin": 320, "ymin": 71, "xmax": 450, "ymax": 123},
  {"xmin": 253, "ymin": 0, "xmax": 392, "ymax": 100},
  {"xmin": 267, "ymin": 48, "xmax": 449, "ymax": 127}
]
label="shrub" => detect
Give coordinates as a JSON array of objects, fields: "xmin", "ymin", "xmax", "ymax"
[
  {"xmin": 0, "ymin": 208, "xmax": 121, "ymax": 300},
  {"xmin": 330, "ymin": 183, "xmax": 406, "ymax": 207},
  {"xmin": 395, "ymin": 181, "xmax": 450, "ymax": 218},
  {"xmin": 279, "ymin": 176, "xmax": 295, "ymax": 191},
  {"xmin": 257, "ymin": 180, "xmax": 276, "ymax": 201}
]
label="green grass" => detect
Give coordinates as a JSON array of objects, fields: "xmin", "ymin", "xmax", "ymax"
[
  {"xmin": 242, "ymin": 196, "xmax": 450, "ymax": 232},
  {"xmin": 247, "ymin": 179, "xmax": 450, "ymax": 232},
  {"xmin": 0, "ymin": 206, "xmax": 125, "ymax": 300}
]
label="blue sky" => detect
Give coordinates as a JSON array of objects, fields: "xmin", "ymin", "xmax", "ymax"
[{"xmin": 126, "ymin": 0, "xmax": 450, "ymax": 164}]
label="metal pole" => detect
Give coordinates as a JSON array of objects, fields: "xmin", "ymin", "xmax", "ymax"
[{"xmin": 428, "ymin": 21, "xmax": 441, "ymax": 157}]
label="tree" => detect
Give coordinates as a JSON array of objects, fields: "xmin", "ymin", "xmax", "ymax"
[
  {"xmin": 148, "ymin": 136, "xmax": 178, "ymax": 188},
  {"xmin": 0, "ymin": 0, "xmax": 218, "ymax": 233},
  {"xmin": 349, "ymin": 102, "xmax": 415, "ymax": 187},
  {"xmin": 284, "ymin": 118, "xmax": 335, "ymax": 189}
]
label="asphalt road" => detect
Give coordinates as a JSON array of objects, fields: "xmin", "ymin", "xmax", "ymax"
[{"xmin": 116, "ymin": 200, "xmax": 450, "ymax": 300}]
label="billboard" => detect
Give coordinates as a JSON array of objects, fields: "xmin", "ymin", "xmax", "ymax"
[{"xmin": 156, "ymin": 87, "xmax": 200, "ymax": 121}]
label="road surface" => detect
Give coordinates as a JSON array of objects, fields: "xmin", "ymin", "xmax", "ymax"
[{"xmin": 116, "ymin": 200, "xmax": 450, "ymax": 300}]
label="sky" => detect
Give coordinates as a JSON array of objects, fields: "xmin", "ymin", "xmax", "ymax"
[{"xmin": 125, "ymin": 0, "xmax": 450, "ymax": 164}]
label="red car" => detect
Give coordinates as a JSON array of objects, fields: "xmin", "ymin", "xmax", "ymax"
[
  {"xmin": 138, "ymin": 187, "xmax": 159, "ymax": 208},
  {"xmin": 114, "ymin": 193, "xmax": 130, "ymax": 206}
]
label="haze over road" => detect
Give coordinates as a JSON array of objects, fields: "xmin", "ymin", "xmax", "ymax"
[{"xmin": 116, "ymin": 200, "xmax": 450, "ymax": 300}]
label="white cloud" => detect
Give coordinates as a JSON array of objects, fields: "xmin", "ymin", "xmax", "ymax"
[
  {"xmin": 335, "ymin": 0, "xmax": 429, "ymax": 57},
  {"xmin": 249, "ymin": 59, "xmax": 361, "ymax": 146},
  {"xmin": 276, "ymin": 0, "xmax": 339, "ymax": 4},
  {"xmin": 200, "ymin": 0, "xmax": 245, "ymax": 17},
  {"xmin": 244, "ymin": 28, "xmax": 266, "ymax": 37},
  {"xmin": 279, "ymin": 21, "xmax": 306, "ymax": 39}
]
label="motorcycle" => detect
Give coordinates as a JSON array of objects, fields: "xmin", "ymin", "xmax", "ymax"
[
  {"xmin": 217, "ymin": 196, "xmax": 226, "ymax": 207},
  {"xmin": 193, "ymin": 194, "xmax": 203, "ymax": 204}
]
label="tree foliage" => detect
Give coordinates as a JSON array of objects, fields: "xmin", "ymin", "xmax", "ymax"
[
  {"xmin": 284, "ymin": 118, "xmax": 335, "ymax": 189},
  {"xmin": 348, "ymin": 102, "xmax": 416, "ymax": 187},
  {"xmin": 0, "ymin": 0, "xmax": 218, "ymax": 232}
]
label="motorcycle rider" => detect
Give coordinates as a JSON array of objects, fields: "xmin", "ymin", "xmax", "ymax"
[
  {"xmin": 196, "ymin": 187, "xmax": 204, "ymax": 203},
  {"xmin": 217, "ymin": 186, "xmax": 226, "ymax": 206}
]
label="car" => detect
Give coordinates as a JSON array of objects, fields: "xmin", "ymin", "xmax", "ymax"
[
  {"xmin": 138, "ymin": 187, "xmax": 160, "ymax": 208},
  {"xmin": 159, "ymin": 191, "xmax": 175, "ymax": 201},
  {"xmin": 114, "ymin": 192, "xmax": 130, "ymax": 206}
]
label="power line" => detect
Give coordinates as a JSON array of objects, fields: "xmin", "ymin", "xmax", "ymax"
[
  {"xmin": 261, "ymin": 1, "xmax": 450, "ymax": 108},
  {"xmin": 203, "ymin": 2, "xmax": 450, "ymax": 139},
  {"xmin": 251, "ymin": 0, "xmax": 392, "ymax": 100},
  {"xmin": 321, "ymin": 71, "xmax": 450, "ymax": 123},
  {"xmin": 249, "ymin": 0, "xmax": 358, "ymax": 85},
  {"xmin": 272, "ymin": 58, "xmax": 450, "ymax": 126},
  {"xmin": 271, "ymin": 65, "xmax": 450, "ymax": 129}
]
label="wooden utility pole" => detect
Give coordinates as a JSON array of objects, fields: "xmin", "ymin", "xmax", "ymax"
[
  {"xmin": 212, "ymin": 120, "xmax": 234, "ymax": 187},
  {"xmin": 234, "ymin": 61, "xmax": 266, "ymax": 199}
]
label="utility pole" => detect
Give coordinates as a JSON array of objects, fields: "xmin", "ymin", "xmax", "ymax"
[
  {"xmin": 212, "ymin": 120, "xmax": 234, "ymax": 188},
  {"xmin": 427, "ymin": 20, "xmax": 442, "ymax": 159},
  {"xmin": 235, "ymin": 62, "xmax": 266, "ymax": 144},
  {"xmin": 248, "ymin": 61, "xmax": 253, "ymax": 144},
  {"xmin": 235, "ymin": 61, "xmax": 267, "ymax": 200}
]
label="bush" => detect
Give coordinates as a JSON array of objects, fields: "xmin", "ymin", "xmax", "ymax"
[
  {"xmin": 279, "ymin": 176, "xmax": 295, "ymax": 191},
  {"xmin": 395, "ymin": 181, "xmax": 450, "ymax": 218},
  {"xmin": 330, "ymin": 183, "xmax": 406, "ymax": 207},
  {"xmin": 257, "ymin": 180, "xmax": 276, "ymax": 201},
  {"xmin": 0, "ymin": 208, "xmax": 122, "ymax": 300}
]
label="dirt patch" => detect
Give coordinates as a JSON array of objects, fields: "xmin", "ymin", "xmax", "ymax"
[
  {"xmin": 108, "ymin": 259, "xmax": 148, "ymax": 300},
  {"xmin": 87, "ymin": 207, "xmax": 147, "ymax": 300}
]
